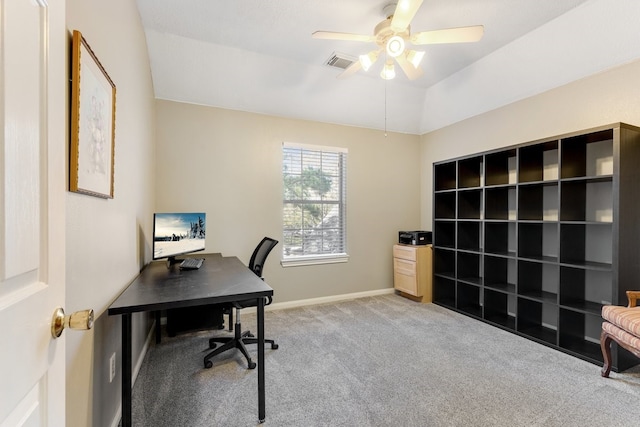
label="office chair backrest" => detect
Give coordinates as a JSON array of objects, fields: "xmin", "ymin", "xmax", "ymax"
[{"xmin": 249, "ymin": 237, "xmax": 278, "ymax": 278}]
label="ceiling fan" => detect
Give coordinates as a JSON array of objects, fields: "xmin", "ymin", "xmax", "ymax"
[{"xmin": 312, "ymin": 0, "xmax": 484, "ymax": 80}]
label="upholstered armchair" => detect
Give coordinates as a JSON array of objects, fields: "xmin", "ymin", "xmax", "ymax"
[{"xmin": 600, "ymin": 291, "xmax": 640, "ymax": 377}]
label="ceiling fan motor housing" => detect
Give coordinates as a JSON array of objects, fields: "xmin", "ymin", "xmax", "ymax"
[{"xmin": 374, "ymin": 18, "xmax": 410, "ymax": 49}]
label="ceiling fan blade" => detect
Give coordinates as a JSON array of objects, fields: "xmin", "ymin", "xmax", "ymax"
[
  {"xmin": 312, "ymin": 31, "xmax": 374, "ymax": 43},
  {"xmin": 391, "ymin": 0, "xmax": 424, "ymax": 32},
  {"xmin": 411, "ymin": 25, "xmax": 484, "ymax": 45},
  {"xmin": 395, "ymin": 54, "xmax": 424, "ymax": 81},
  {"xmin": 337, "ymin": 60, "xmax": 362, "ymax": 80}
]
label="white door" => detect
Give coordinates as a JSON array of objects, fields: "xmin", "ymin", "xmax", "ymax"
[{"xmin": 0, "ymin": 0, "xmax": 67, "ymax": 425}]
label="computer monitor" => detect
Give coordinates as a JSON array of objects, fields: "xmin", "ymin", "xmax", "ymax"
[{"xmin": 152, "ymin": 212, "xmax": 206, "ymax": 263}]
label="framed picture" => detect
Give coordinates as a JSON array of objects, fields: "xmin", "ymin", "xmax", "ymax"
[{"xmin": 70, "ymin": 30, "xmax": 116, "ymax": 198}]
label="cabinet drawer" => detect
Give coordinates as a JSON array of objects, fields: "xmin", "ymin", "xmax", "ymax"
[
  {"xmin": 393, "ymin": 244, "xmax": 417, "ymax": 261},
  {"xmin": 394, "ymin": 271, "xmax": 419, "ymax": 296},
  {"xmin": 394, "ymin": 258, "xmax": 419, "ymax": 296},
  {"xmin": 394, "ymin": 258, "xmax": 416, "ymax": 276}
]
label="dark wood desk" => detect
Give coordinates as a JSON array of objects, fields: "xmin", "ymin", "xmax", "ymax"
[{"xmin": 108, "ymin": 254, "xmax": 273, "ymax": 426}]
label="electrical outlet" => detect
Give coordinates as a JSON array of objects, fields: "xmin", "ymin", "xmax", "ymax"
[{"xmin": 109, "ymin": 353, "xmax": 116, "ymax": 383}]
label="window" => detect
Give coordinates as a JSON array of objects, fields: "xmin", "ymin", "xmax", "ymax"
[{"xmin": 282, "ymin": 142, "xmax": 348, "ymax": 266}]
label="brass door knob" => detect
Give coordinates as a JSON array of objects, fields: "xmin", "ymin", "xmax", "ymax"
[{"xmin": 51, "ymin": 307, "xmax": 94, "ymax": 338}]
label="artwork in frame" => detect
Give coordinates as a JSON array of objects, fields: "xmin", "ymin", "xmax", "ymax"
[{"xmin": 70, "ymin": 30, "xmax": 116, "ymax": 199}]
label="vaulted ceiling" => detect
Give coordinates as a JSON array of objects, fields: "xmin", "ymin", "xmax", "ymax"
[{"xmin": 136, "ymin": 0, "xmax": 640, "ymax": 134}]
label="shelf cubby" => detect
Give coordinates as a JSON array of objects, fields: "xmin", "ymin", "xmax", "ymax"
[
  {"xmin": 559, "ymin": 266, "xmax": 612, "ymax": 315},
  {"xmin": 433, "ymin": 248, "xmax": 456, "ymax": 279},
  {"xmin": 484, "ymin": 255, "xmax": 516, "ymax": 293},
  {"xmin": 518, "ymin": 141, "xmax": 559, "ymax": 183},
  {"xmin": 434, "ymin": 191, "xmax": 456, "ymax": 219},
  {"xmin": 517, "ymin": 260, "xmax": 558, "ymax": 304},
  {"xmin": 457, "ymin": 221, "xmax": 481, "ymax": 252},
  {"xmin": 457, "ymin": 282, "xmax": 482, "ymax": 318},
  {"xmin": 558, "ymin": 309, "xmax": 603, "ymax": 363},
  {"xmin": 458, "ymin": 156, "xmax": 483, "ymax": 189},
  {"xmin": 559, "ymin": 223, "xmax": 612, "ymax": 268},
  {"xmin": 484, "ymin": 289, "xmax": 516, "ymax": 330},
  {"xmin": 485, "ymin": 186, "xmax": 516, "ymax": 220},
  {"xmin": 485, "ymin": 149, "xmax": 517, "ymax": 186},
  {"xmin": 517, "ymin": 297, "xmax": 558, "ymax": 346},
  {"xmin": 559, "ymin": 178, "xmax": 612, "ymax": 222},
  {"xmin": 433, "ymin": 276, "xmax": 456, "ymax": 308},
  {"xmin": 458, "ymin": 189, "xmax": 482, "ymax": 219},
  {"xmin": 434, "ymin": 162, "xmax": 457, "ymax": 191},
  {"xmin": 518, "ymin": 183, "xmax": 558, "ymax": 221},
  {"xmin": 434, "ymin": 220, "xmax": 456, "ymax": 249},
  {"xmin": 560, "ymin": 129, "xmax": 613, "ymax": 179},
  {"xmin": 517, "ymin": 222, "xmax": 558, "ymax": 262},
  {"xmin": 484, "ymin": 221, "xmax": 515, "ymax": 256},
  {"xmin": 457, "ymin": 252, "xmax": 481, "ymax": 285}
]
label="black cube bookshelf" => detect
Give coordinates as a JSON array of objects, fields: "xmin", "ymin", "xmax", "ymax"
[{"xmin": 432, "ymin": 123, "xmax": 640, "ymax": 372}]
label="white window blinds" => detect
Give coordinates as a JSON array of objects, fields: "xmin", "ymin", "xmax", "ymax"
[{"xmin": 282, "ymin": 142, "xmax": 347, "ymax": 263}]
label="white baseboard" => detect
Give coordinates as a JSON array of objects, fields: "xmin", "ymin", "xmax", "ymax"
[
  {"xmin": 268, "ymin": 288, "xmax": 395, "ymax": 311},
  {"xmin": 110, "ymin": 407, "xmax": 121, "ymax": 427},
  {"xmin": 237, "ymin": 287, "xmax": 396, "ymax": 316},
  {"xmin": 134, "ymin": 319, "xmax": 156, "ymax": 385}
]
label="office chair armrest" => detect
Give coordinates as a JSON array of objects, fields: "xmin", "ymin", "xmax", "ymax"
[{"xmin": 234, "ymin": 296, "xmax": 272, "ymax": 309}]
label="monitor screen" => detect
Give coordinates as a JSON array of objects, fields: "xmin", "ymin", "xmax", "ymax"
[{"xmin": 152, "ymin": 212, "xmax": 206, "ymax": 261}]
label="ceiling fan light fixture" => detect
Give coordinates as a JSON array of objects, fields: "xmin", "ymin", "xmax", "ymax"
[
  {"xmin": 380, "ymin": 60, "xmax": 396, "ymax": 80},
  {"xmin": 359, "ymin": 51, "xmax": 379, "ymax": 71},
  {"xmin": 406, "ymin": 50, "xmax": 425, "ymax": 68},
  {"xmin": 386, "ymin": 35, "xmax": 405, "ymax": 57}
]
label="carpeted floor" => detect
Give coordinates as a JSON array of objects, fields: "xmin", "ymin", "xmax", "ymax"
[{"xmin": 131, "ymin": 294, "xmax": 640, "ymax": 426}]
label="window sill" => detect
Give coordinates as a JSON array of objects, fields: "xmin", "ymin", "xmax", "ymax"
[{"xmin": 281, "ymin": 253, "xmax": 349, "ymax": 267}]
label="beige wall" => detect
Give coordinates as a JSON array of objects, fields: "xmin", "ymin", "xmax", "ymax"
[
  {"xmin": 420, "ymin": 59, "xmax": 640, "ymax": 228},
  {"xmin": 155, "ymin": 100, "xmax": 422, "ymax": 303},
  {"xmin": 65, "ymin": 1, "xmax": 155, "ymax": 426}
]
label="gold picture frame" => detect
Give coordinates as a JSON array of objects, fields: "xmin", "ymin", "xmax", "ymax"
[{"xmin": 70, "ymin": 30, "xmax": 116, "ymax": 199}]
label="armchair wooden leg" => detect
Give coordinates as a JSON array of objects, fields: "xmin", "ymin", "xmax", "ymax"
[{"xmin": 600, "ymin": 330, "xmax": 613, "ymax": 378}]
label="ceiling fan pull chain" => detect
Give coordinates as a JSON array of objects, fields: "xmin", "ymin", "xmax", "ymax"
[{"xmin": 384, "ymin": 76, "xmax": 388, "ymax": 137}]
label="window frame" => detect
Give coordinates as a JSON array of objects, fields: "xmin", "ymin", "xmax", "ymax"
[{"xmin": 281, "ymin": 142, "xmax": 348, "ymax": 267}]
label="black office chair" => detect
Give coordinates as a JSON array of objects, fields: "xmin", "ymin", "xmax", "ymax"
[{"xmin": 203, "ymin": 237, "xmax": 279, "ymax": 369}]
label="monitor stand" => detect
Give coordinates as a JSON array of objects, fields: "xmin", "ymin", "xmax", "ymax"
[{"xmin": 166, "ymin": 256, "xmax": 182, "ymax": 269}]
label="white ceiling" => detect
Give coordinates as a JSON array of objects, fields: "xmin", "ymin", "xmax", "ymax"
[{"xmin": 135, "ymin": 0, "xmax": 640, "ymax": 134}]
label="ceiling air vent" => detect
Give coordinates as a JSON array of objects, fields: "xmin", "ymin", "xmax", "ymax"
[{"xmin": 325, "ymin": 52, "xmax": 356, "ymax": 70}]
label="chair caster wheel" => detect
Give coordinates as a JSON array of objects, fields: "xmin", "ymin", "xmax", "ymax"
[
  {"xmin": 272, "ymin": 343, "xmax": 279, "ymax": 350},
  {"xmin": 248, "ymin": 361, "xmax": 256, "ymax": 369},
  {"xmin": 208, "ymin": 338, "xmax": 217, "ymax": 349},
  {"xmin": 204, "ymin": 360, "xmax": 213, "ymax": 369}
]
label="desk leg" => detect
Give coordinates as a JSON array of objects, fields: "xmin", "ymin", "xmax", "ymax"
[
  {"xmin": 257, "ymin": 297, "xmax": 266, "ymax": 423},
  {"xmin": 121, "ymin": 313, "xmax": 133, "ymax": 427}
]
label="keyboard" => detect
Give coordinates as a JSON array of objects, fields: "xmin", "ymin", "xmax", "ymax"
[{"xmin": 179, "ymin": 258, "xmax": 204, "ymax": 270}]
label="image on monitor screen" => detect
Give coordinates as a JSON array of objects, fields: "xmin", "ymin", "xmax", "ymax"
[{"xmin": 153, "ymin": 212, "xmax": 206, "ymax": 261}]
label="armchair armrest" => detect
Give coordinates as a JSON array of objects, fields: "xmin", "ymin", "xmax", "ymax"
[{"xmin": 626, "ymin": 290, "xmax": 640, "ymax": 308}]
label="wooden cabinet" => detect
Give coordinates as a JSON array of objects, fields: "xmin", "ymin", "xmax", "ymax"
[
  {"xmin": 432, "ymin": 123, "xmax": 640, "ymax": 372},
  {"xmin": 393, "ymin": 244, "xmax": 432, "ymax": 303}
]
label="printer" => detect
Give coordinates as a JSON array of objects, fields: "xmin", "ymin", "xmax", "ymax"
[{"xmin": 398, "ymin": 231, "xmax": 432, "ymax": 246}]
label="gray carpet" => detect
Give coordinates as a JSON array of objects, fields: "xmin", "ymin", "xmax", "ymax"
[{"xmin": 131, "ymin": 294, "xmax": 640, "ymax": 426}]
